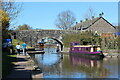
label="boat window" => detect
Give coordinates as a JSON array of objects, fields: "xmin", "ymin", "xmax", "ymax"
[
  {"xmin": 93, "ymin": 47, "xmax": 97, "ymax": 52},
  {"xmin": 72, "ymin": 48, "xmax": 74, "ymax": 50},
  {"xmin": 86, "ymin": 47, "xmax": 89, "ymax": 51},
  {"xmin": 74, "ymin": 43, "xmax": 79, "ymax": 45},
  {"xmin": 81, "ymin": 48, "xmax": 85, "ymax": 51}
]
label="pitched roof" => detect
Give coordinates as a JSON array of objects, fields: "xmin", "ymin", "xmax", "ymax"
[{"xmin": 71, "ymin": 17, "xmax": 115, "ymax": 30}]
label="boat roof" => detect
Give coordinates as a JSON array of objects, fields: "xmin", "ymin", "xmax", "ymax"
[
  {"xmin": 73, "ymin": 45, "xmax": 100, "ymax": 47},
  {"xmin": 38, "ymin": 42, "xmax": 44, "ymax": 44}
]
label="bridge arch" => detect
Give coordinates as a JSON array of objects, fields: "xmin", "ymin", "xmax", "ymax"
[
  {"xmin": 51, "ymin": 38, "xmax": 64, "ymax": 51},
  {"xmin": 41, "ymin": 37, "xmax": 64, "ymax": 51}
]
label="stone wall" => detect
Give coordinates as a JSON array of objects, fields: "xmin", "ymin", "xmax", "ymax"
[
  {"xmin": 87, "ymin": 18, "xmax": 116, "ymax": 34},
  {"xmin": 14, "ymin": 29, "xmax": 80, "ymax": 47}
]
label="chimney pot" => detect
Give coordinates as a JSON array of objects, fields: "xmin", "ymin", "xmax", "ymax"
[
  {"xmin": 86, "ymin": 18, "xmax": 88, "ymax": 21},
  {"xmin": 76, "ymin": 22, "xmax": 78, "ymax": 24},
  {"xmin": 99, "ymin": 13, "xmax": 102, "ymax": 17},
  {"xmin": 80, "ymin": 20, "xmax": 82, "ymax": 23},
  {"xmin": 92, "ymin": 16, "xmax": 94, "ymax": 19}
]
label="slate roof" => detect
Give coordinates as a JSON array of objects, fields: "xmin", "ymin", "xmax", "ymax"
[{"xmin": 71, "ymin": 17, "xmax": 115, "ymax": 30}]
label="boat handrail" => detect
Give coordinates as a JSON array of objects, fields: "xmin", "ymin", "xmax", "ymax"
[{"xmin": 73, "ymin": 45, "xmax": 100, "ymax": 47}]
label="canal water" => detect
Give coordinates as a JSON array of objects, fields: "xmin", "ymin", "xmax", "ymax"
[{"xmin": 29, "ymin": 48, "xmax": 119, "ymax": 78}]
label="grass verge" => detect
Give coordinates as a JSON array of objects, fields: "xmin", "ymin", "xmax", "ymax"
[
  {"xmin": 12, "ymin": 39, "xmax": 32, "ymax": 50},
  {"xmin": 2, "ymin": 39, "xmax": 32, "ymax": 78}
]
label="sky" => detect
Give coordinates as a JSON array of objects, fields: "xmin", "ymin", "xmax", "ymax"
[{"xmin": 13, "ymin": 2, "xmax": 118, "ymax": 30}]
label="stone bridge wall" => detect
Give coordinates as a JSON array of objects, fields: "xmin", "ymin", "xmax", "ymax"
[{"xmin": 14, "ymin": 29, "xmax": 80, "ymax": 47}]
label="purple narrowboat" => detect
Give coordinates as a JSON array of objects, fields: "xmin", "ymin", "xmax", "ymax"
[{"xmin": 69, "ymin": 42, "xmax": 105, "ymax": 59}]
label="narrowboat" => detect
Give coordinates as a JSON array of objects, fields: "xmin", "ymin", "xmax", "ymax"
[
  {"xmin": 33, "ymin": 42, "xmax": 44, "ymax": 54},
  {"xmin": 35, "ymin": 42, "xmax": 44, "ymax": 51},
  {"xmin": 69, "ymin": 42, "xmax": 105, "ymax": 60}
]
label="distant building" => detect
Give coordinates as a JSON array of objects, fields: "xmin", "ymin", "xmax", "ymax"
[{"xmin": 70, "ymin": 14, "xmax": 116, "ymax": 35}]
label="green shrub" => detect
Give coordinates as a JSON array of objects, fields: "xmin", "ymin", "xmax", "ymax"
[{"xmin": 62, "ymin": 31, "xmax": 101, "ymax": 48}]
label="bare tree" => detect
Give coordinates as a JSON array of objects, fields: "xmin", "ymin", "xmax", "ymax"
[
  {"xmin": 55, "ymin": 10, "xmax": 76, "ymax": 30},
  {"xmin": 84, "ymin": 7, "xmax": 96, "ymax": 20},
  {"xmin": 16, "ymin": 24, "xmax": 32, "ymax": 30},
  {"xmin": 1, "ymin": 0, "xmax": 22, "ymax": 29}
]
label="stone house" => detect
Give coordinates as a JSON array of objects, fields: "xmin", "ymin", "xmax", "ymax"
[
  {"xmin": 70, "ymin": 14, "xmax": 118, "ymax": 49},
  {"xmin": 70, "ymin": 15, "xmax": 116, "ymax": 36}
]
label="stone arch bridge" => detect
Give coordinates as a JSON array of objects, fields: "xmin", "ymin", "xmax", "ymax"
[{"xmin": 13, "ymin": 29, "xmax": 80, "ymax": 51}]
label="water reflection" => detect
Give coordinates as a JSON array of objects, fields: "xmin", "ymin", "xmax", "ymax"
[
  {"xmin": 70, "ymin": 55, "xmax": 110, "ymax": 78},
  {"xmin": 29, "ymin": 48, "xmax": 119, "ymax": 78},
  {"xmin": 35, "ymin": 48, "xmax": 61, "ymax": 66}
]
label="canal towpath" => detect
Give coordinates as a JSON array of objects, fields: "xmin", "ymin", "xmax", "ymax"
[{"xmin": 4, "ymin": 53, "xmax": 43, "ymax": 79}]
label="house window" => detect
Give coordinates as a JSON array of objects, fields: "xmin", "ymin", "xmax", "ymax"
[{"xmin": 74, "ymin": 27, "xmax": 76, "ymax": 30}]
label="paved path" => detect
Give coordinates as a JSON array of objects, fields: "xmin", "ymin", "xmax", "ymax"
[{"xmin": 3, "ymin": 53, "xmax": 43, "ymax": 80}]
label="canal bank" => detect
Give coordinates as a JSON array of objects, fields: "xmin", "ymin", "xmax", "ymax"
[{"xmin": 4, "ymin": 52, "xmax": 43, "ymax": 79}]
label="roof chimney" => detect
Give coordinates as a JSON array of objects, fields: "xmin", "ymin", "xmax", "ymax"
[
  {"xmin": 86, "ymin": 18, "xmax": 88, "ymax": 21},
  {"xmin": 92, "ymin": 16, "xmax": 94, "ymax": 19},
  {"xmin": 99, "ymin": 13, "xmax": 102, "ymax": 17},
  {"xmin": 101, "ymin": 12, "xmax": 104, "ymax": 15},
  {"xmin": 80, "ymin": 20, "xmax": 82, "ymax": 23},
  {"xmin": 76, "ymin": 22, "xmax": 78, "ymax": 24}
]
